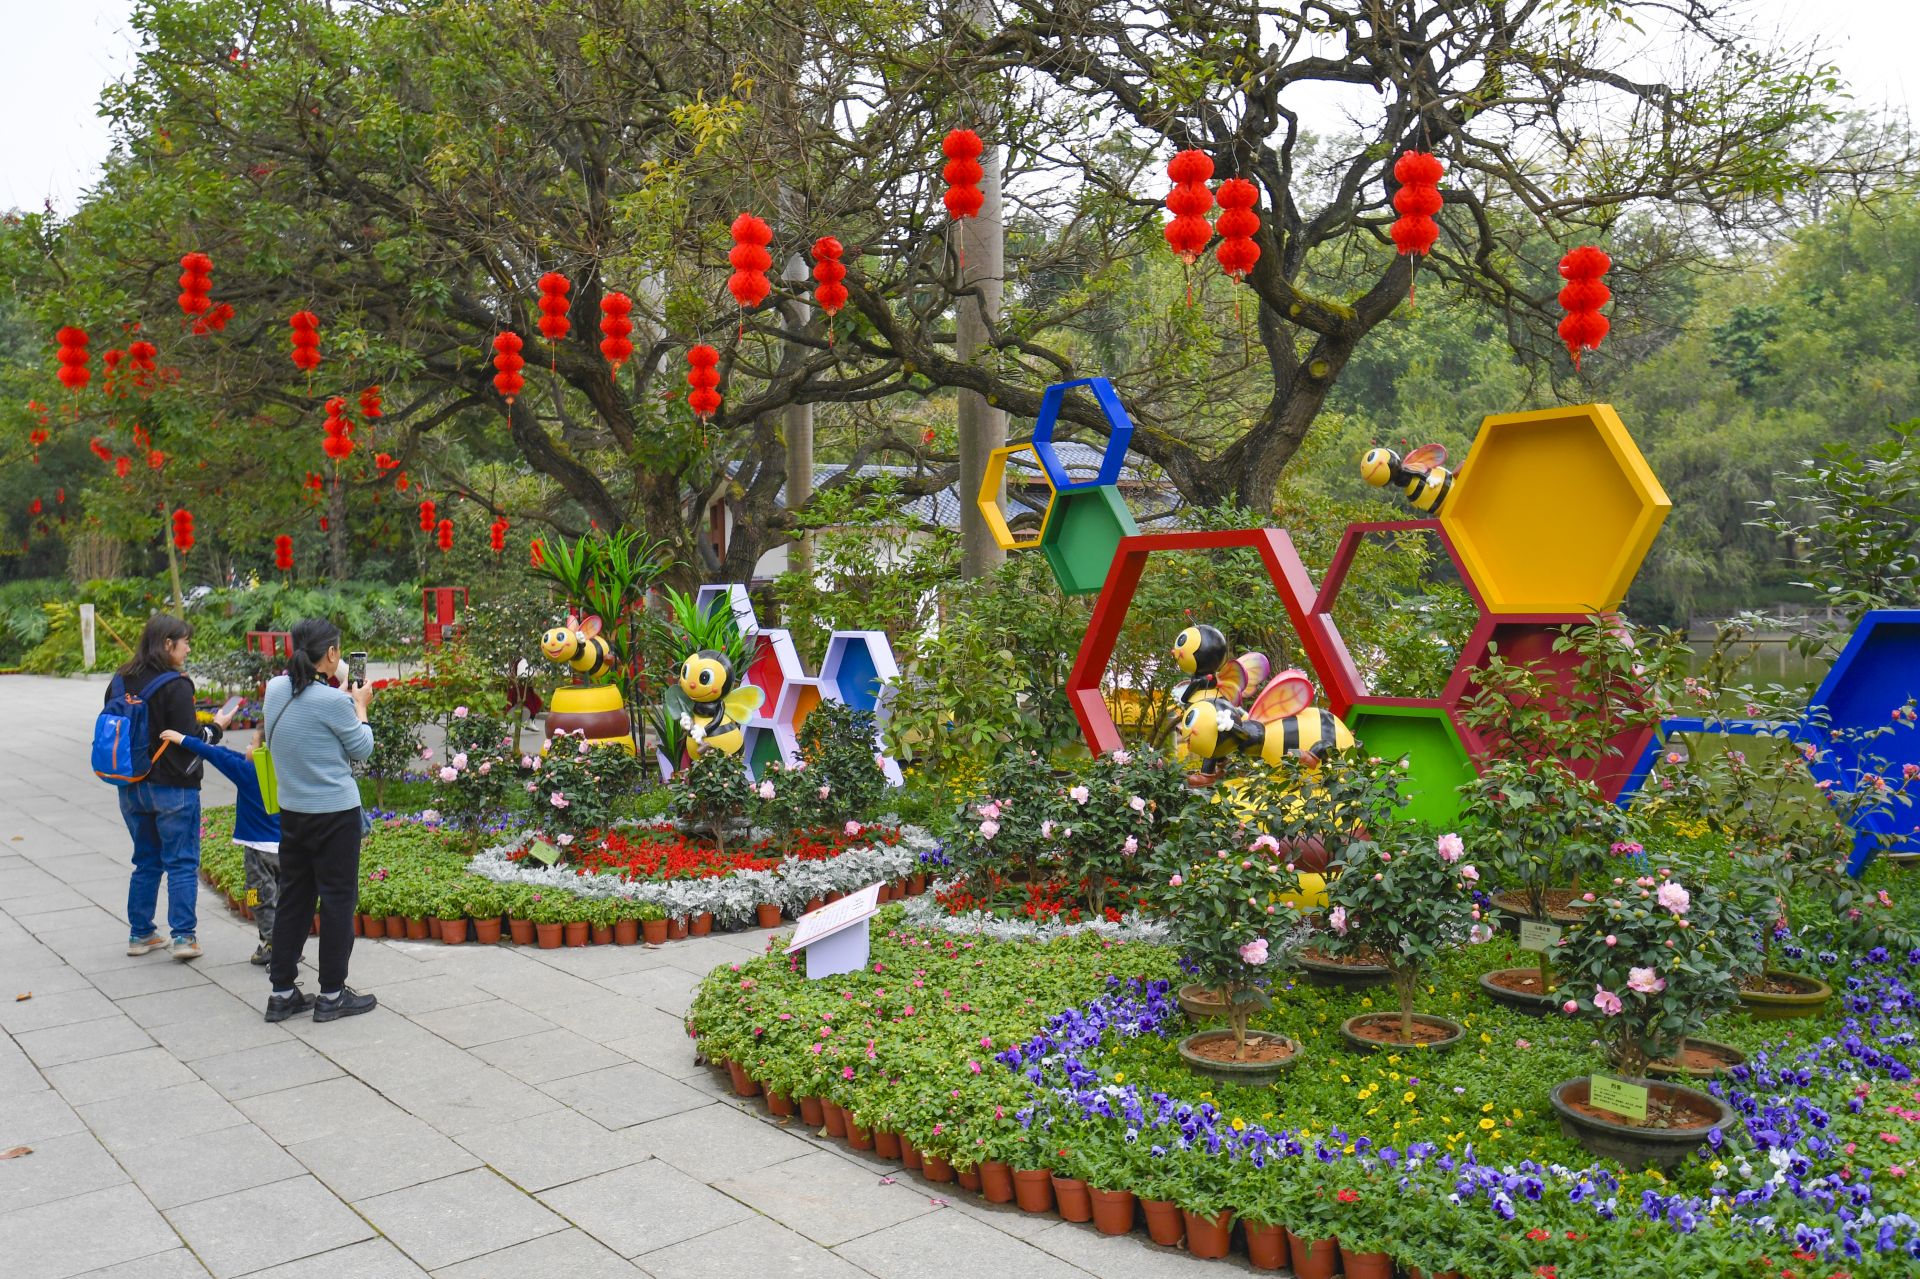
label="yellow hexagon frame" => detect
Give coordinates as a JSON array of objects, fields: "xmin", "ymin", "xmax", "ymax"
[
  {"xmin": 978, "ymin": 443, "xmax": 1057, "ymax": 551},
  {"xmin": 1440, "ymin": 404, "xmax": 1670, "ymax": 615}
]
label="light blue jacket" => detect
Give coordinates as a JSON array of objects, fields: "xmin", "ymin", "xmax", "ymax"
[{"xmin": 262, "ymin": 674, "xmax": 374, "ymax": 814}]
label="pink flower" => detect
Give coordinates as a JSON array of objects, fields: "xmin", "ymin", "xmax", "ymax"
[
  {"xmin": 478, "ymin": 761, "xmax": 491, "ymax": 775},
  {"xmin": 1437, "ymin": 832, "xmax": 1464, "ymax": 862},
  {"xmin": 979, "ymin": 819, "xmax": 1000, "ymax": 840},
  {"xmin": 845, "ymin": 820, "xmax": 862, "ymax": 836},
  {"xmin": 1041, "ymin": 820, "xmax": 1055, "ymax": 839},
  {"xmin": 980, "ymin": 1036, "xmax": 993, "ymax": 1048},
  {"xmin": 758, "ymin": 781, "xmax": 775, "ymax": 800},
  {"xmin": 421, "ymin": 746, "xmax": 434, "ymax": 760},
  {"xmin": 1122, "ymin": 836, "xmax": 1138, "ymax": 856},
  {"xmin": 968, "ymin": 1060, "xmax": 982, "ymax": 1074},
  {"xmin": 451, "ymin": 752, "xmax": 469, "ymax": 770},
  {"xmin": 1604, "ymin": 934, "xmax": 1618, "ymax": 947},
  {"xmin": 550, "ymin": 792, "xmax": 569, "ymax": 808},
  {"xmin": 556, "ymin": 833, "xmax": 574, "ymax": 846},
  {"xmin": 1515, "ymin": 1039, "xmax": 1531, "ymax": 1050},
  {"xmin": 1459, "ymin": 865, "xmax": 1479, "ymax": 882},
  {"xmin": 842, "ymin": 1067, "xmax": 855, "ymax": 1079},
  {"xmin": 453, "ymin": 706, "xmax": 469, "ymax": 718},
  {"xmin": 438, "ymin": 766, "xmax": 459, "ymax": 782},
  {"xmin": 817, "ymin": 784, "xmax": 832, "ymax": 799},
  {"xmin": 1379, "ymin": 852, "xmax": 1392, "ymax": 863},
  {"xmin": 1593, "ymin": 987, "xmax": 1623, "ymax": 1016},
  {"xmin": 1239, "ymin": 938, "xmax": 1270, "ymax": 966},
  {"xmin": 1562, "ymin": 1000, "xmax": 1579, "ymax": 1015},
  {"xmin": 1168, "ymin": 874, "xmax": 1183, "ymax": 887},
  {"xmin": 1069, "ymin": 785, "xmax": 1090, "ymax": 805},
  {"xmin": 577, "ymin": 739, "xmax": 590, "ymax": 755},
  {"xmin": 1129, "ymin": 796, "xmax": 1148, "ymax": 813},
  {"xmin": 1329, "ymin": 906, "xmax": 1349, "ymax": 935},
  {"xmin": 1469, "ymin": 923, "xmax": 1494, "ymax": 945},
  {"xmin": 420, "ymin": 809, "xmax": 441, "ymax": 824},
  {"xmin": 1655, "ymin": 881, "xmax": 1690, "ymax": 915},
  {"xmin": 1112, "ymin": 749, "xmax": 1131, "ymax": 764},
  {"xmin": 1627, "ymin": 967, "xmax": 1665, "ymax": 995}
]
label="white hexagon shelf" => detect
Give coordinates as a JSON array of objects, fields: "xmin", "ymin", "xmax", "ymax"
[{"xmin": 693, "ymin": 582, "xmax": 758, "ymax": 636}]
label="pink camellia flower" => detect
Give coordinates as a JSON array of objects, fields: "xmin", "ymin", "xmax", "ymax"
[
  {"xmin": 1459, "ymin": 865, "xmax": 1479, "ymax": 882},
  {"xmin": 1437, "ymin": 832, "xmax": 1464, "ymax": 862},
  {"xmin": 1627, "ymin": 967, "xmax": 1665, "ymax": 995},
  {"xmin": 1665, "ymin": 751, "xmax": 1683, "ymax": 765},
  {"xmin": 420, "ymin": 809, "xmax": 441, "ymax": 824},
  {"xmin": 525, "ymin": 781, "xmax": 537, "ymax": 793},
  {"xmin": 758, "ymin": 781, "xmax": 775, "ymax": 800},
  {"xmin": 421, "ymin": 746, "xmax": 434, "ymax": 760},
  {"xmin": 478, "ymin": 761, "xmax": 491, "ymax": 775},
  {"xmin": 1041, "ymin": 820, "xmax": 1055, "ymax": 839},
  {"xmin": 556, "ymin": 833, "xmax": 574, "ymax": 846},
  {"xmin": 845, "ymin": 821, "xmax": 861, "ymax": 836},
  {"xmin": 521, "ymin": 755, "xmax": 534, "ymax": 768},
  {"xmin": 577, "ymin": 739, "xmax": 591, "ymax": 755},
  {"xmin": 1656, "ymin": 881, "xmax": 1690, "ymax": 915},
  {"xmin": 1168, "ymin": 873, "xmax": 1183, "ymax": 887},
  {"xmin": 1239, "ymin": 937, "xmax": 1270, "ymax": 966},
  {"xmin": 1122, "ymin": 836, "xmax": 1138, "ymax": 856},
  {"xmin": 790, "ymin": 759, "xmax": 806, "ymax": 772},
  {"xmin": 1329, "ymin": 906, "xmax": 1349, "ymax": 935},
  {"xmin": 1593, "ymin": 987, "xmax": 1624, "ymax": 1016},
  {"xmin": 1251, "ymin": 833, "xmax": 1278, "ymax": 853},
  {"xmin": 451, "ymin": 752, "xmax": 469, "ymax": 770},
  {"xmin": 1605, "ymin": 934, "xmax": 1618, "ymax": 947},
  {"xmin": 1469, "ymin": 923, "xmax": 1494, "ymax": 945},
  {"xmin": 1112, "ymin": 749, "xmax": 1131, "ymax": 765},
  {"xmin": 818, "ymin": 784, "xmax": 831, "ymax": 799},
  {"xmin": 453, "ymin": 706, "xmax": 469, "ymax": 718},
  {"xmin": 1130, "ymin": 796, "xmax": 1148, "ymax": 813},
  {"xmin": 1562, "ymin": 1000, "xmax": 1579, "ymax": 1014},
  {"xmin": 1069, "ymin": 784, "xmax": 1090, "ymax": 805},
  {"xmin": 438, "ymin": 766, "xmax": 459, "ymax": 782},
  {"xmin": 979, "ymin": 819, "xmax": 1000, "ymax": 840},
  {"xmin": 550, "ymin": 792, "xmax": 569, "ymax": 808},
  {"xmin": 1379, "ymin": 852, "xmax": 1392, "ymax": 863}
]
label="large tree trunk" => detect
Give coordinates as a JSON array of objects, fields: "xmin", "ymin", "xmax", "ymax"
[
  {"xmin": 956, "ymin": 128, "xmax": 1007, "ymax": 579},
  {"xmin": 781, "ymin": 251, "xmax": 814, "ymax": 581}
]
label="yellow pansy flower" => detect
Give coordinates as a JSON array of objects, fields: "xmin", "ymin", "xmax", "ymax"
[
  {"xmin": 1479, "ymin": 1117, "xmax": 1496, "ymax": 1130},
  {"xmin": 1403, "ymin": 1090, "xmax": 1417, "ymax": 1104}
]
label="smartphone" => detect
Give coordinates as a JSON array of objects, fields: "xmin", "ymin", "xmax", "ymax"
[
  {"xmin": 348, "ymin": 651, "xmax": 368, "ymax": 688},
  {"xmin": 217, "ymin": 694, "xmax": 247, "ymax": 720}
]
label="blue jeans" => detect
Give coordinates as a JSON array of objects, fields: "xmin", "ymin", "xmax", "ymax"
[{"xmin": 119, "ymin": 783, "xmax": 201, "ymax": 940}]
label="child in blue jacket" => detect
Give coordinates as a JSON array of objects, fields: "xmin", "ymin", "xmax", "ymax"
[{"xmin": 160, "ymin": 728, "xmax": 281, "ymax": 966}]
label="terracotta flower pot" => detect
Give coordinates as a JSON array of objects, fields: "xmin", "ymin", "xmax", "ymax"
[
  {"xmin": 1090, "ymin": 1187, "xmax": 1136, "ymax": 1236},
  {"xmin": 804, "ymin": 898, "xmax": 824, "ymax": 914},
  {"xmin": 310, "ymin": 914, "xmax": 320, "ymax": 935},
  {"xmin": 1141, "ymin": 1199, "xmax": 1186, "ymax": 1247},
  {"xmin": 690, "ymin": 912, "xmax": 714, "ymax": 936},
  {"xmin": 473, "ymin": 917, "xmax": 502, "ymax": 944},
  {"xmin": 1183, "ymin": 1208, "xmax": 1234, "ymax": 1260},
  {"xmin": 667, "ymin": 916, "xmax": 688, "ymax": 941},
  {"xmin": 766, "ymin": 1092, "xmax": 795, "ymax": 1117},
  {"xmin": 821, "ymin": 1100, "xmax": 848, "ymax": 1138},
  {"xmin": 642, "ymin": 918, "xmax": 668, "ymax": 945},
  {"xmin": 921, "ymin": 1154, "xmax": 955, "ymax": 1182},
  {"xmin": 846, "ymin": 1121, "xmax": 875, "ymax": 1151},
  {"xmin": 1012, "ymin": 1168, "xmax": 1055, "ymax": 1214},
  {"xmin": 590, "ymin": 924, "xmax": 614, "ymax": 945},
  {"xmin": 1287, "ymin": 1232, "xmax": 1340, "ymax": 1279},
  {"xmin": 799, "ymin": 1096, "xmax": 825, "ymax": 1127},
  {"xmin": 436, "ymin": 917, "xmax": 466, "ymax": 944},
  {"xmin": 957, "ymin": 1166, "xmax": 982, "ymax": 1191},
  {"xmin": 1051, "ymin": 1175, "xmax": 1093, "ymax": 1223},
  {"xmin": 756, "ymin": 903, "xmax": 782, "ymax": 928},
  {"xmin": 385, "ymin": 914, "xmax": 407, "ymax": 938},
  {"xmin": 1244, "ymin": 1220, "xmax": 1288, "ymax": 1270},
  {"xmin": 1342, "ymin": 1246, "xmax": 1394, "ymax": 1279},
  {"xmin": 908, "ymin": 873, "xmax": 926, "ymax": 895},
  {"xmin": 405, "ymin": 917, "xmax": 430, "ymax": 940},
  {"xmin": 352, "ymin": 914, "xmax": 364, "ymax": 937},
  {"xmin": 978, "ymin": 1160, "xmax": 1014, "ymax": 1203},
  {"xmin": 900, "ymin": 1136, "xmax": 922, "ymax": 1170},
  {"xmin": 726, "ymin": 1060, "xmax": 761, "ymax": 1097},
  {"xmin": 825, "ymin": 891, "xmax": 844, "ymax": 904},
  {"xmin": 563, "ymin": 920, "xmax": 589, "ymax": 947},
  {"xmin": 613, "ymin": 918, "xmax": 638, "ymax": 946},
  {"xmin": 874, "ymin": 1129, "xmax": 902, "ymax": 1160},
  {"xmin": 508, "ymin": 917, "xmax": 534, "ymax": 944},
  {"xmin": 361, "ymin": 914, "xmax": 384, "ymax": 938},
  {"xmin": 535, "ymin": 922, "xmax": 563, "ymax": 949}
]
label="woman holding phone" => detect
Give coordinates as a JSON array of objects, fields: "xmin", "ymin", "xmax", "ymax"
[{"xmin": 259, "ymin": 618, "xmax": 377, "ymax": 1023}]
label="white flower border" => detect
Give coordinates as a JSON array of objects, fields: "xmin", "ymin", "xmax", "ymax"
[{"xmin": 895, "ymin": 877, "xmax": 1173, "ymax": 944}]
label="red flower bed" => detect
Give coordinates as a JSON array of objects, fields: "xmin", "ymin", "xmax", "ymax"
[
  {"xmin": 512, "ymin": 824, "xmax": 900, "ymax": 883},
  {"xmin": 934, "ymin": 867, "xmax": 1146, "ymax": 924}
]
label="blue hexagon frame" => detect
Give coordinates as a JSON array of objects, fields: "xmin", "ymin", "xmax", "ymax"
[
  {"xmin": 1805, "ymin": 609, "xmax": 1920, "ymax": 870},
  {"xmin": 1032, "ymin": 377, "xmax": 1136, "ymax": 492}
]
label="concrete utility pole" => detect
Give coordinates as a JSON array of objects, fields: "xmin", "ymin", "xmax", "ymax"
[
  {"xmin": 955, "ymin": 127, "xmax": 1007, "ymax": 579},
  {"xmin": 781, "ymin": 251, "xmax": 815, "ymax": 579}
]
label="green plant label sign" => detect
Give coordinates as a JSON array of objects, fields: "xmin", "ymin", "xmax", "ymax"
[
  {"xmin": 525, "ymin": 839, "xmax": 563, "ymax": 867},
  {"xmin": 1518, "ymin": 919, "xmax": 1562, "ymax": 952},
  {"xmin": 1588, "ymin": 1074, "xmax": 1649, "ymax": 1123}
]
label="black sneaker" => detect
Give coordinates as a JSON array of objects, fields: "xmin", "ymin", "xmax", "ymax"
[
  {"xmin": 264, "ymin": 989, "xmax": 311, "ymax": 1023},
  {"xmin": 313, "ymin": 987, "xmax": 377, "ymax": 1023},
  {"xmin": 250, "ymin": 942, "xmax": 271, "ymax": 967}
]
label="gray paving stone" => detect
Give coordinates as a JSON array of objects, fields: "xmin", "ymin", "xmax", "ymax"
[
  {"xmin": 515, "ymin": 940, "xmax": 667, "ymax": 981},
  {"xmin": 359, "ymin": 1168, "xmax": 565, "ymax": 1270},
  {"xmin": 455, "ymin": 1106, "xmax": 650, "ymax": 1193},
  {"xmin": 288, "ymin": 1116, "xmax": 483, "ymax": 1202},
  {"xmin": 116, "ymin": 1119, "xmax": 305, "ymax": 1209},
  {"xmin": 243, "ymin": 1238, "xmax": 428, "ymax": 1278},
  {"xmin": 70, "ymin": 1246, "xmax": 213, "ymax": 1278},
  {"xmin": 541, "ymin": 990, "xmax": 697, "ymax": 1045},
  {"xmin": 0, "ymin": 1129, "xmax": 128, "ymax": 1214},
  {"xmin": 538, "ymin": 1159, "xmax": 752, "ymax": 1258},
  {"xmin": 411, "ymin": 998, "xmax": 556, "ymax": 1048},
  {"xmin": 470, "ymin": 1028, "xmax": 627, "ymax": 1085},
  {"xmin": 192, "ymin": 1039, "xmax": 344, "ymax": 1100},
  {"xmin": 20, "ymin": 904, "xmax": 123, "ymax": 935},
  {"xmin": 433, "ymin": 1227, "xmax": 646, "ymax": 1279},
  {"xmin": 165, "ymin": 1174, "xmax": 373, "ymax": 1278},
  {"xmin": 642, "ymin": 1213, "xmax": 876, "ymax": 1279},
  {"xmin": 537, "ymin": 1062, "xmax": 716, "ymax": 1131},
  {"xmin": 602, "ymin": 1007, "xmax": 706, "ymax": 1076},
  {"xmin": 117, "ymin": 982, "xmax": 255, "ymax": 1029},
  {"xmin": 147, "ymin": 1002, "xmax": 295, "ymax": 1061},
  {"xmin": 627, "ymin": 1101, "xmax": 812, "ymax": 1183},
  {"xmin": 469, "ymin": 960, "xmax": 608, "ymax": 1008},
  {"xmin": 0, "ymin": 1182, "xmax": 183, "ymax": 1279},
  {"xmin": 90, "ymin": 960, "xmax": 214, "ymax": 1000},
  {"xmin": 1, "ymin": 960, "xmax": 97, "ymax": 997},
  {"xmin": 380, "ymin": 1065, "xmax": 562, "ymax": 1136},
  {"xmin": 79, "ymin": 1079, "xmax": 249, "ymax": 1155},
  {"xmin": 595, "ymin": 965, "xmax": 703, "ymax": 1018},
  {"xmin": 712, "ymin": 1149, "xmax": 938, "ymax": 1246},
  {"xmin": 16, "ymin": 1011, "xmax": 155, "ymax": 1066},
  {"xmin": 43, "ymin": 1045, "xmax": 199, "ymax": 1105},
  {"xmin": 0, "ymin": 986, "xmax": 119, "ymax": 1034},
  {"xmin": 834, "ymin": 1206, "xmax": 1091, "ymax": 1279},
  {"xmin": 369, "ymin": 975, "xmax": 493, "ymax": 1016},
  {"xmin": 0, "ymin": 1083, "xmax": 87, "ymax": 1143},
  {"xmin": 237, "ymin": 1077, "xmax": 408, "ymax": 1146},
  {"xmin": 1028, "ymin": 1218, "xmax": 1230, "ymax": 1276}
]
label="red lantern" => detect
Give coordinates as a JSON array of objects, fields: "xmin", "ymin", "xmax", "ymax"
[
  {"xmin": 127, "ymin": 341, "xmax": 158, "ymax": 393},
  {"xmin": 373, "ymin": 452, "xmax": 397, "ymax": 471},
  {"xmin": 395, "ymin": 471, "xmax": 410, "ymax": 493},
  {"xmin": 178, "ymin": 253, "xmax": 213, "ymax": 318},
  {"xmin": 812, "ymin": 236, "xmax": 848, "ymax": 342},
  {"xmin": 418, "ymin": 498, "xmax": 436, "ymax": 532},
  {"xmin": 530, "ymin": 538, "xmax": 545, "ymax": 568},
  {"xmin": 322, "ymin": 395, "xmax": 354, "ymax": 460},
  {"xmin": 171, "ymin": 508, "xmax": 195, "ymax": 553},
  {"xmin": 942, "ymin": 129, "xmax": 985, "ymax": 221},
  {"xmin": 359, "ymin": 385, "xmax": 383, "ymax": 419},
  {"xmin": 147, "ymin": 449, "xmax": 168, "ymax": 471},
  {"xmin": 56, "ymin": 488, "xmax": 64, "ymax": 504},
  {"xmin": 1163, "ymin": 150, "xmax": 1215, "ymax": 266},
  {"xmin": 686, "ymin": 344, "xmax": 721, "ymax": 421},
  {"xmin": 599, "ymin": 292, "xmax": 634, "ymax": 372},
  {"xmin": 319, "ymin": 516, "xmax": 329, "ymax": 532},
  {"xmin": 193, "ymin": 302, "xmax": 234, "ymax": 336},
  {"xmin": 27, "ymin": 497, "xmax": 41, "ymax": 516},
  {"xmin": 1213, "ymin": 177, "xmax": 1261, "ymax": 282},
  {"xmin": 1557, "ymin": 246, "xmax": 1612, "ymax": 370},
  {"xmin": 492, "ymin": 332, "xmax": 525, "ymax": 405},
  {"xmin": 288, "ymin": 311, "xmax": 321, "ymax": 373},
  {"xmin": 537, "ymin": 272, "xmax": 571, "ymax": 352},
  {"xmin": 114, "ymin": 456, "xmax": 131, "ymax": 479},
  {"xmin": 728, "ymin": 213, "xmax": 773, "ymax": 314},
  {"xmin": 304, "ymin": 471, "xmax": 324, "ymax": 493},
  {"xmin": 274, "ymin": 535, "xmax": 294, "ymax": 572},
  {"xmin": 55, "ymin": 327, "xmax": 90, "ymax": 393},
  {"xmin": 436, "ymin": 518, "xmax": 454, "ymax": 552},
  {"xmin": 489, "ymin": 516, "xmax": 509, "ymax": 554},
  {"xmin": 1391, "ymin": 151, "xmax": 1444, "ymax": 302}
]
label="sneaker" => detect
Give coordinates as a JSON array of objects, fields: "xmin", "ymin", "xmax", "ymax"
[
  {"xmin": 170, "ymin": 936, "xmax": 202, "ymax": 962},
  {"xmin": 250, "ymin": 942, "xmax": 271, "ymax": 967},
  {"xmin": 312, "ymin": 987, "xmax": 377, "ymax": 1023},
  {"xmin": 264, "ymin": 988, "xmax": 311, "ymax": 1023},
  {"xmin": 126, "ymin": 934, "xmax": 167, "ymax": 957}
]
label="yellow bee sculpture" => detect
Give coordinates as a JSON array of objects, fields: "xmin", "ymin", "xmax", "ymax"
[
  {"xmin": 675, "ymin": 649, "xmax": 764, "ymax": 758},
  {"xmin": 540, "ymin": 613, "xmax": 614, "ymax": 680},
  {"xmin": 1171, "ymin": 623, "xmax": 1270, "ymax": 708},
  {"xmin": 1174, "ymin": 668, "xmax": 1355, "ymax": 786},
  {"xmin": 1360, "ymin": 443, "xmax": 1454, "ymax": 515}
]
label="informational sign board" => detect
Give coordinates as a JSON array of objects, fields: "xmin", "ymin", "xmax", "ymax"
[
  {"xmin": 1518, "ymin": 919, "xmax": 1562, "ymax": 952},
  {"xmin": 788, "ymin": 882, "xmax": 883, "ymax": 980},
  {"xmin": 524, "ymin": 838, "xmax": 563, "ymax": 867},
  {"xmin": 79, "ymin": 604, "xmax": 96, "ymax": 670},
  {"xmin": 1588, "ymin": 1074, "xmax": 1650, "ymax": 1123}
]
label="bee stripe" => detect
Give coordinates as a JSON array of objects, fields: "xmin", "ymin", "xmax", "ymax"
[{"xmin": 1282, "ymin": 717, "xmax": 1299, "ymax": 753}]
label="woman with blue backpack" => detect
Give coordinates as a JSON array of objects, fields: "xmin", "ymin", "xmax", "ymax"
[{"xmin": 98, "ymin": 614, "xmax": 234, "ymax": 961}]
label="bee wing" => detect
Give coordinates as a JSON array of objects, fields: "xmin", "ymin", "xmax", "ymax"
[
  {"xmin": 1401, "ymin": 443, "xmax": 1448, "ymax": 476},
  {"xmin": 578, "ymin": 614, "xmax": 604, "ymax": 638},
  {"xmin": 1226, "ymin": 653, "xmax": 1270, "ymax": 704},
  {"xmin": 1248, "ymin": 669, "xmax": 1317, "ymax": 723},
  {"xmin": 723, "ymin": 686, "xmax": 765, "ymax": 723}
]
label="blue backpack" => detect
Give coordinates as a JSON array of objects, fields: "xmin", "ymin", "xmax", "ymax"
[{"xmin": 93, "ymin": 670, "xmax": 185, "ymax": 786}]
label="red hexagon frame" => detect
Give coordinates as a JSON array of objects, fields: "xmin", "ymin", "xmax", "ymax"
[
  {"xmin": 1311, "ymin": 519, "xmax": 1486, "ymax": 704},
  {"xmin": 1067, "ymin": 528, "xmax": 1359, "ymax": 754}
]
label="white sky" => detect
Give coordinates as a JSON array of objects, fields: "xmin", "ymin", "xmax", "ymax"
[{"xmin": 1, "ymin": 0, "xmax": 1912, "ymax": 216}]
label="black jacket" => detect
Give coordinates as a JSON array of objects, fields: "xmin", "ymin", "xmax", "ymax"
[{"xmin": 107, "ymin": 667, "xmax": 223, "ymax": 789}]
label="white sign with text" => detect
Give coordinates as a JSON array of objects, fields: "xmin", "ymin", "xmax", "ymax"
[{"xmin": 788, "ymin": 882, "xmax": 883, "ymax": 980}]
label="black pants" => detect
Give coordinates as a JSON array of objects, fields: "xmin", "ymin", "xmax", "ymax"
[{"xmin": 270, "ymin": 808, "xmax": 361, "ymax": 992}]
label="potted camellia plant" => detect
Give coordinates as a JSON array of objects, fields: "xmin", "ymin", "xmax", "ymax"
[
  {"xmin": 1546, "ymin": 870, "xmax": 1739, "ymax": 1169},
  {"xmin": 1321, "ymin": 832, "xmax": 1488, "ymax": 1052}
]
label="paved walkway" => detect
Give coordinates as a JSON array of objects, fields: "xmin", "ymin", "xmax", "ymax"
[{"xmin": 0, "ymin": 675, "xmax": 1223, "ymax": 1278}]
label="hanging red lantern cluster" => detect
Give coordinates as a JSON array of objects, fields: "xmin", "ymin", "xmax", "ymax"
[
  {"xmin": 395, "ymin": 470, "xmax": 410, "ymax": 493},
  {"xmin": 191, "ymin": 303, "xmax": 234, "ymax": 336},
  {"xmin": 178, "ymin": 253, "xmax": 213, "ymax": 318},
  {"xmin": 288, "ymin": 311, "xmax": 321, "ymax": 372},
  {"xmin": 727, "ymin": 213, "xmax": 773, "ymax": 313},
  {"xmin": 127, "ymin": 340, "xmax": 158, "ymax": 392},
  {"xmin": 55, "ymin": 327, "xmax": 90, "ymax": 392},
  {"xmin": 274, "ymin": 535, "xmax": 294, "ymax": 572},
  {"xmin": 418, "ymin": 500, "xmax": 437, "ymax": 533},
  {"xmin": 1164, "ymin": 150, "xmax": 1215, "ymax": 265},
  {"xmin": 373, "ymin": 452, "xmax": 397, "ymax": 472},
  {"xmin": 1557, "ymin": 246, "xmax": 1612, "ymax": 370},
  {"xmin": 171, "ymin": 508, "xmax": 195, "ymax": 553},
  {"xmin": 599, "ymin": 293, "xmax": 634, "ymax": 372},
  {"xmin": 359, "ymin": 385, "xmax": 383, "ymax": 419},
  {"xmin": 488, "ymin": 516, "xmax": 509, "ymax": 554},
  {"xmin": 304, "ymin": 471, "xmax": 324, "ymax": 495},
  {"xmin": 492, "ymin": 332, "xmax": 525, "ymax": 405},
  {"xmin": 812, "ymin": 237, "xmax": 847, "ymax": 340},
  {"xmin": 529, "ymin": 538, "xmax": 545, "ymax": 569},
  {"xmin": 436, "ymin": 518, "xmax": 454, "ymax": 552},
  {"xmin": 942, "ymin": 129, "xmax": 985, "ymax": 221},
  {"xmin": 1390, "ymin": 151, "xmax": 1445, "ymax": 303},
  {"xmin": 322, "ymin": 396, "xmax": 354, "ymax": 460},
  {"xmin": 686, "ymin": 344, "xmax": 721, "ymax": 421},
  {"xmin": 537, "ymin": 272, "xmax": 571, "ymax": 347},
  {"xmin": 1213, "ymin": 177, "xmax": 1261, "ymax": 282}
]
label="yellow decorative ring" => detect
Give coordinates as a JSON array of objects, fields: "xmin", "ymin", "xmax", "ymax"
[{"xmin": 978, "ymin": 442, "xmax": 1056, "ymax": 551}]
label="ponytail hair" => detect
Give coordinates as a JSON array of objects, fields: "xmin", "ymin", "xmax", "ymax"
[
  {"xmin": 118, "ymin": 613, "xmax": 192, "ymax": 679},
  {"xmin": 287, "ymin": 618, "xmax": 342, "ymax": 697}
]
